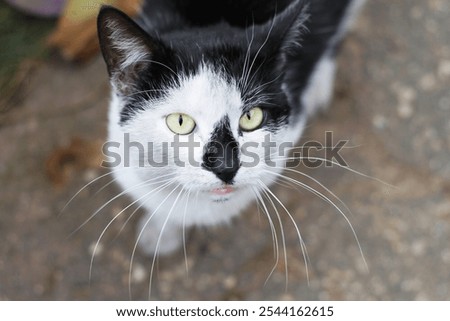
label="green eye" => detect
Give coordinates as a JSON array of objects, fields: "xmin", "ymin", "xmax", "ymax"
[
  {"xmin": 239, "ymin": 107, "xmax": 264, "ymax": 131},
  {"xmin": 166, "ymin": 113, "xmax": 196, "ymax": 135}
]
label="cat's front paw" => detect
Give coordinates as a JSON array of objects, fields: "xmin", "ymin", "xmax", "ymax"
[{"xmin": 136, "ymin": 215, "xmax": 183, "ymax": 257}]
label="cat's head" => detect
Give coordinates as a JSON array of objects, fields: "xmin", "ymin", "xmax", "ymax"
[{"xmin": 97, "ymin": 1, "xmax": 309, "ymax": 201}]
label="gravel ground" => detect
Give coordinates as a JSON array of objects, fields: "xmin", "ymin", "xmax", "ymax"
[{"xmin": 1, "ymin": 0, "xmax": 449, "ymax": 300}]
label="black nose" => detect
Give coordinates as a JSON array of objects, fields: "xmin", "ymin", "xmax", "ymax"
[
  {"xmin": 213, "ymin": 164, "xmax": 239, "ymax": 184},
  {"xmin": 202, "ymin": 140, "xmax": 240, "ymax": 184}
]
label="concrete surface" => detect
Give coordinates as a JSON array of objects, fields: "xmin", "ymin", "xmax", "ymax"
[{"xmin": 1, "ymin": 0, "xmax": 450, "ymax": 300}]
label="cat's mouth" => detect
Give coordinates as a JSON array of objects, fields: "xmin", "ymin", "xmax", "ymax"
[{"xmin": 210, "ymin": 185, "xmax": 235, "ymax": 196}]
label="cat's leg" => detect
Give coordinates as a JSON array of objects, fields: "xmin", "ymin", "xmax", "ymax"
[
  {"xmin": 300, "ymin": 0, "xmax": 366, "ymax": 117},
  {"xmin": 300, "ymin": 52, "xmax": 337, "ymax": 116},
  {"xmin": 137, "ymin": 212, "xmax": 183, "ymax": 256}
]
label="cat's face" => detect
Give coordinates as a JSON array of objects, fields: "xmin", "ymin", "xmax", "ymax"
[{"xmin": 98, "ymin": 4, "xmax": 308, "ymax": 201}]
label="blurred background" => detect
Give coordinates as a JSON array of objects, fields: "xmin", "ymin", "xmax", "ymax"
[{"xmin": 1, "ymin": 0, "xmax": 450, "ymax": 300}]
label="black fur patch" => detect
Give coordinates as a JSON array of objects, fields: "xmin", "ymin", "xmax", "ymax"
[
  {"xmin": 202, "ymin": 116, "xmax": 240, "ymax": 184},
  {"xmin": 98, "ymin": 0, "xmax": 355, "ymax": 125}
]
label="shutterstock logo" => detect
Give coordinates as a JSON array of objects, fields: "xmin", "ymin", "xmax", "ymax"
[{"xmin": 101, "ymin": 131, "xmax": 349, "ymax": 169}]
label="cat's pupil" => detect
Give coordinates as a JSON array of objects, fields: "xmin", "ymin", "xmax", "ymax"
[
  {"xmin": 178, "ymin": 114, "xmax": 183, "ymax": 126},
  {"xmin": 246, "ymin": 112, "xmax": 251, "ymax": 120}
]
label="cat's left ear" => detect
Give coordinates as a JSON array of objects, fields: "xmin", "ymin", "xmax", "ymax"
[{"xmin": 97, "ymin": 6, "xmax": 168, "ymax": 95}]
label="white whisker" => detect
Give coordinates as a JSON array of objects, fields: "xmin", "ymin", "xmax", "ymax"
[
  {"xmin": 128, "ymin": 183, "xmax": 182, "ymax": 299},
  {"xmin": 89, "ymin": 178, "xmax": 176, "ymax": 282},
  {"xmin": 242, "ymin": 13, "xmax": 276, "ymax": 94},
  {"xmin": 257, "ymin": 180, "xmax": 290, "ymax": 290},
  {"xmin": 113, "ymin": 173, "xmax": 178, "ymax": 238},
  {"xmin": 258, "ymin": 180, "xmax": 311, "ymax": 287},
  {"xmin": 148, "ymin": 187, "xmax": 186, "ymax": 299},
  {"xmin": 271, "ymin": 167, "xmax": 353, "ymax": 219},
  {"xmin": 251, "ymin": 186, "xmax": 280, "ymax": 285},
  {"xmin": 70, "ymin": 174, "xmax": 176, "ymax": 238},
  {"xmin": 270, "ymin": 155, "xmax": 395, "ymax": 188},
  {"xmin": 265, "ymin": 170, "xmax": 369, "ymax": 273},
  {"xmin": 59, "ymin": 169, "xmax": 120, "ymax": 217},
  {"xmin": 182, "ymin": 188, "xmax": 192, "ymax": 276},
  {"xmin": 240, "ymin": 20, "xmax": 256, "ymax": 89}
]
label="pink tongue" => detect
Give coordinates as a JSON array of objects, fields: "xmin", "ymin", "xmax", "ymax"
[{"xmin": 211, "ymin": 186, "xmax": 234, "ymax": 195}]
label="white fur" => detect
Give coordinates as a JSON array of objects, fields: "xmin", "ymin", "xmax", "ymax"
[
  {"xmin": 107, "ymin": 64, "xmax": 297, "ymax": 255},
  {"xmin": 301, "ymin": 55, "xmax": 337, "ymax": 116},
  {"xmin": 107, "ymin": 20, "xmax": 150, "ymax": 70},
  {"xmin": 105, "ymin": 0, "xmax": 365, "ymax": 255},
  {"xmin": 334, "ymin": 0, "xmax": 366, "ymax": 44}
]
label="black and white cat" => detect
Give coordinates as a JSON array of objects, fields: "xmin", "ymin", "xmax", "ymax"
[{"xmin": 97, "ymin": 0, "xmax": 365, "ymax": 256}]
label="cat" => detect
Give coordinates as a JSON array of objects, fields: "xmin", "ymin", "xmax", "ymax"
[{"xmin": 97, "ymin": 0, "xmax": 365, "ymax": 257}]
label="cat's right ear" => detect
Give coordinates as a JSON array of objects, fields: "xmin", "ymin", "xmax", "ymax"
[{"xmin": 97, "ymin": 6, "xmax": 165, "ymax": 95}]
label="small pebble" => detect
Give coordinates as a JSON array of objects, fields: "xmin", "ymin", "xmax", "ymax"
[
  {"xmin": 397, "ymin": 103, "xmax": 414, "ymax": 119},
  {"xmin": 438, "ymin": 96, "xmax": 450, "ymax": 110},
  {"xmin": 438, "ymin": 60, "xmax": 450, "ymax": 79},
  {"xmin": 131, "ymin": 263, "xmax": 147, "ymax": 284},
  {"xmin": 88, "ymin": 242, "xmax": 104, "ymax": 257},
  {"xmin": 83, "ymin": 169, "xmax": 99, "ymax": 182},
  {"xmin": 410, "ymin": 7, "xmax": 423, "ymax": 19},
  {"xmin": 419, "ymin": 73, "xmax": 437, "ymax": 91},
  {"xmin": 223, "ymin": 276, "xmax": 237, "ymax": 289},
  {"xmin": 397, "ymin": 86, "xmax": 417, "ymax": 103},
  {"xmin": 372, "ymin": 115, "xmax": 387, "ymax": 129}
]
